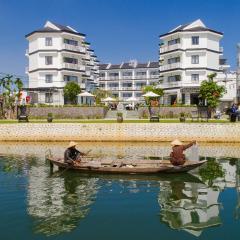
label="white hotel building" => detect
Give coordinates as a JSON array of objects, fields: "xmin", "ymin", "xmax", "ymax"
[
  {"xmin": 99, "ymin": 60, "xmax": 159, "ymax": 101},
  {"xmin": 158, "ymin": 19, "xmax": 236, "ymax": 106},
  {"xmin": 25, "ymin": 21, "xmax": 99, "ymax": 105}
]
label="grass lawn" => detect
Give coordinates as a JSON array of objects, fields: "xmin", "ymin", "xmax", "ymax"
[{"xmin": 0, "ymin": 118, "xmax": 232, "ymax": 124}]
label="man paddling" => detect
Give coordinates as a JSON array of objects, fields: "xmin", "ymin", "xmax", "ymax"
[
  {"xmin": 170, "ymin": 139, "xmax": 196, "ymax": 166},
  {"xmin": 64, "ymin": 141, "xmax": 86, "ymax": 165}
]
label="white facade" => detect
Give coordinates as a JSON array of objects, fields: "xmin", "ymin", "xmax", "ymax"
[
  {"xmin": 25, "ymin": 21, "xmax": 99, "ymax": 105},
  {"xmin": 158, "ymin": 19, "xmax": 235, "ymax": 105},
  {"xmin": 99, "ymin": 60, "xmax": 159, "ymax": 102}
]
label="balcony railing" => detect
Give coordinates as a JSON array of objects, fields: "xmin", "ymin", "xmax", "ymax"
[
  {"xmin": 25, "ymin": 49, "xmax": 29, "ymax": 55},
  {"xmin": 135, "ymin": 75, "xmax": 147, "ymax": 79},
  {"xmin": 121, "ymin": 87, "xmax": 133, "ymax": 90},
  {"xmin": 108, "ymin": 87, "xmax": 119, "ymax": 90},
  {"xmin": 160, "ymin": 44, "xmax": 182, "ymax": 53},
  {"xmin": 158, "ymin": 81, "xmax": 200, "ymax": 89},
  {"xmin": 62, "ymin": 63, "xmax": 85, "ymax": 71},
  {"xmin": 62, "ymin": 44, "xmax": 86, "ymax": 53},
  {"xmin": 121, "ymin": 76, "xmax": 133, "ymax": 79},
  {"xmin": 160, "ymin": 62, "xmax": 181, "ymax": 71}
]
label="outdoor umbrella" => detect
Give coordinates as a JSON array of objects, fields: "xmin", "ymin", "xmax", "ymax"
[
  {"xmin": 102, "ymin": 97, "xmax": 116, "ymax": 102},
  {"xmin": 126, "ymin": 96, "xmax": 138, "ymax": 102},
  {"xmin": 77, "ymin": 92, "xmax": 95, "ymax": 97},
  {"xmin": 142, "ymin": 91, "xmax": 160, "ymax": 97}
]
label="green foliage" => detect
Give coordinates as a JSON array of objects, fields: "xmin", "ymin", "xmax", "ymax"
[
  {"xmin": 0, "ymin": 75, "xmax": 24, "ymax": 118},
  {"xmin": 116, "ymin": 112, "xmax": 123, "ymax": 117},
  {"xmin": 63, "ymin": 81, "xmax": 81, "ymax": 104},
  {"xmin": 93, "ymin": 89, "xmax": 112, "ymax": 104},
  {"xmin": 47, "ymin": 112, "xmax": 53, "ymax": 118},
  {"xmin": 199, "ymin": 73, "xmax": 226, "ymax": 109},
  {"xmin": 199, "ymin": 159, "xmax": 225, "ymax": 187},
  {"xmin": 142, "ymin": 85, "xmax": 164, "ymax": 96}
]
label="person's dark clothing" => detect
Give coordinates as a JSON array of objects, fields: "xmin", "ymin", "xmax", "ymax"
[
  {"xmin": 64, "ymin": 148, "xmax": 81, "ymax": 164},
  {"xmin": 230, "ymin": 105, "xmax": 238, "ymax": 122},
  {"xmin": 170, "ymin": 142, "xmax": 194, "ymax": 166}
]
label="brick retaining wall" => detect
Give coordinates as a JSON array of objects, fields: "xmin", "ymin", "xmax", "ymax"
[{"xmin": 0, "ymin": 123, "xmax": 239, "ymax": 142}]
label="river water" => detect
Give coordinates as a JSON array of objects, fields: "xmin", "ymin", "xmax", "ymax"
[{"xmin": 0, "ymin": 142, "xmax": 240, "ymax": 240}]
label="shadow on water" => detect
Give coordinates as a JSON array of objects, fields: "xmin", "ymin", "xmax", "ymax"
[{"xmin": 0, "ymin": 151, "xmax": 240, "ymax": 239}]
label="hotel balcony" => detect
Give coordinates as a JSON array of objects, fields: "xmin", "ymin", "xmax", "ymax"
[
  {"xmin": 160, "ymin": 44, "xmax": 182, "ymax": 53},
  {"xmin": 62, "ymin": 44, "xmax": 86, "ymax": 53},
  {"xmin": 121, "ymin": 76, "xmax": 133, "ymax": 80},
  {"xmin": 62, "ymin": 63, "xmax": 85, "ymax": 71},
  {"xmin": 121, "ymin": 87, "xmax": 133, "ymax": 90},
  {"xmin": 135, "ymin": 75, "xmax": 147, "ymax": 79},
  {"xmin": 108, "ymin": 87, "xmax": 119, "ymax": 91},
  {"xmin": 158, "ymin": 81, "xmax": 200, "ymax": 89},
  {"xmin": 160, "ymin": 62, "xmax": 181, "ymax": 71}
]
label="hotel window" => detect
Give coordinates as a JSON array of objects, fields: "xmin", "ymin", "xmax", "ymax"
[
  {"xmin": 45, "ymin": 92, "xmax": 53, "ymax": 103},
  {"xmin": 45, "ymin": 37, "xmax": 52, "ymax": 46},
  {"xmin": 122, "ymin": 83, "xmax": 132, "ymax": 87},
  {"xmin": 191, "ymin": 55, "xmax": 199, "ymax": 64},
  {"xmin": 109, "ymin": 72, "xmax": 119, "ymax": 77},
  {"xmin": 99, "ymin": 83, "xmax": 105, "ymax": 88},
  {"xmin": 122, "ymin": 72, "xmax": 132, "ymax": 76},
  {"xmin": 150, "ymin": 71, "xmax": 159, "ymax": 75},
  {"xmin": 45, "ymin": 56, "xmax": 53, "ymax": 65},
  {"xmin": 64, "ymin": 75, "xmax": 78, "ymax": 82},
  {"xmin": 109, "ymin": 83, "xmax": 119, "ymax": 87},
  {"xmin": 136, "ymin": 71, "xmax": 146, "ymax": 76},
  {"xmin": 63, "ymin": 57, "xmax": 78, "ymax": 64},
  {"xmin": 168, "ymin": 38, "xmax": 180, "ymax": 46},
  {"xmin": 135, "ymin": 92, "xmax": 142, "ymax": 97},
  {"xmin": 99, "ymin": 73, "xmax": 105, "ymax": 77},
  {"xmin": 45, "ymin": 74, "xmax": 53, "ymax": 83},
  {"xmin": 192, "ymin": 36, "xmax": 199, "ymax": 45},
  {"xmin": 64, "ymin": 38, "xmax": 78, "ymax": 46},
  {"xmin": 122, "ymin": 93, "xmax": 132, "ymax": 98},
  {"xmin": 191, "ymin": 74, "xmax": 199, "ymax": 82},
  {"xmin": 167, "ymin": 57, "xmax": 180, "ymax": 64},
  {"xmin": 168, "ymin": 75, "xmax": 181, "ymax": 82}
]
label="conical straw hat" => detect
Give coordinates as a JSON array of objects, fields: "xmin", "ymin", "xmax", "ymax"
[
  {"xmin": 171, "ymin": 139, "xmax": 183, "ymax": 146},
  {"xmin": 68, "ymin": 141, "xmax": 78, "ymax": 148}
]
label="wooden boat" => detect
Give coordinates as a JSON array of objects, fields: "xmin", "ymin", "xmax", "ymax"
[{"xmin": 47, "ymin": 157, "xmax": 207, "ymax": 174}]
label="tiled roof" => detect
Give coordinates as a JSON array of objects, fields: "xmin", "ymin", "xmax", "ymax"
[
  {"xmin": 149, "ymin": 62, "xmax": 159, "ymax": 68},
  {"xmin": 26, "ymin": 22, "xmax": 86, "ymax": 37},
  {"xmin": 108, "ymin": 64, "xmax": 121, "ymax": 69},
  {"xmin": 136, "ymin": 63, "xmax": 148, "ymax": 68},
  {"xmin": 121, "ymin": 63, "xmax": 135, "ymax": 69},
  {"xmin": 99, "ymin": 64, "xmax": 108, "ymax": 70}
]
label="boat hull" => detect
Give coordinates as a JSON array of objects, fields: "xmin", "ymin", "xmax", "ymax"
[{"xmin": 47, "ymin": 158, "xmax": 206, "ymax": 174}]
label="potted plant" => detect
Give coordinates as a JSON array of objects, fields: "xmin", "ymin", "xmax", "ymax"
[
  {"xmin": 116, "ymin": 112, "xmax": 123, "ymax": 123},
  {"xmin": 47, "ymin": 112, "xmax": 53, "ymax": 123},
  {"xmin": 179, "ymin": 112, "xmax": 186, "ymax": 122}
]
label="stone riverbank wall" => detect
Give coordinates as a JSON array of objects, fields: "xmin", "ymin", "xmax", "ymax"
[{"xmin": 0, "ymin": 123, "xmax": 239, "ymax": 142}]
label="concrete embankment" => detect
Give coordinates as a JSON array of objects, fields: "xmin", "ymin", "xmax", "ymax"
[{"xmin": 0, "ymin": 123, "xmax": 239, "ymax": 142}]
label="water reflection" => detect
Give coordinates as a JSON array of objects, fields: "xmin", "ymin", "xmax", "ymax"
[
  {"xmin": 1, "ymin": 146, "xmax": 240, "ymax": 239},
  {"xmin": 27, "ymin": 167, "xmax": 99, "ymax": 236},
  {"xmin": 158, "ymin": 180, "xmax": 221, "ymax": 237}
]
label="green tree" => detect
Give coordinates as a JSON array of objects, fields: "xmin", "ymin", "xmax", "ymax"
[
  {"xmin": 199, "ymin": 73, "xmax": 226, "ymax": 109},
  {"xmin": 63, "ymin": 81, "xmax": 81, "ymax": 104},
  {"xmin": 0, "ymin": 75, "xmax": 23, "ymax": 118},
  {"xmin": 93, "ymin": 89, "xmax": 112, "ymax": 104}
]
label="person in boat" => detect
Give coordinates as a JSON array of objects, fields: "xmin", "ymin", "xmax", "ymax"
[
  {"xmin": 64, "ymin": 141, "xmax": 86, "ymax": 165},
  {"xmin": 170, "ymin": 139, "xmax": 196, "ymax": 166}
]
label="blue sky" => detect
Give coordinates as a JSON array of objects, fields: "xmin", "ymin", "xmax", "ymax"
[{"xmin": 0, "ymin": 0, "xmax": 240, "ymax": 77}]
